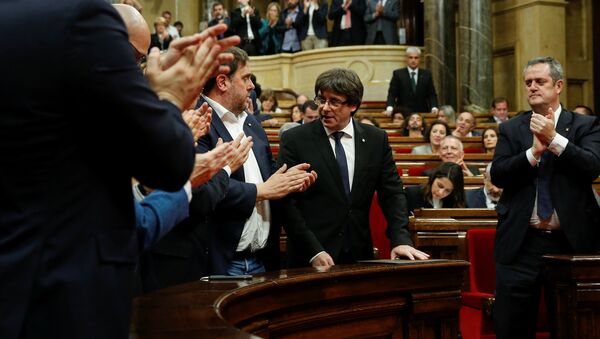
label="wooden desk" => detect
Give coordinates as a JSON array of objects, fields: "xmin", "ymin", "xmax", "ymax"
[
  {"xmin": 131, "ymin": 261, "xmax": 468, "ymax": 338},
  {"xmin": 409, "ymin": 209, "xmax": 497, "ymax": 261},
  {"xmin": 544, "ymin": 255, "xmax": 600, "ymax": 339}
]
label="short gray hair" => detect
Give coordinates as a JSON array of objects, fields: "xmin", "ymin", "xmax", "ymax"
[
  {"xmin": 406, "ymin": 46, "xmax": 422, "ymax": 56},
  {"xmin": 524, "ymin": 56, "xmax": 563, "ymax": 83},
  {"xmin": 441, "ymin": 135, "xmax": 464, "ymax": 152}
]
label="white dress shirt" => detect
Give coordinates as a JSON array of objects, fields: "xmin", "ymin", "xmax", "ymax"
[{"xmin": 202, "ymin": 95, "xmax": 270, "ymax": 252}]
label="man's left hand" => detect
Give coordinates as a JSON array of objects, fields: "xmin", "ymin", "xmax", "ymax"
[{"xmin": 390, "ymin": 245, "xmax": 430, "ymax": 260}]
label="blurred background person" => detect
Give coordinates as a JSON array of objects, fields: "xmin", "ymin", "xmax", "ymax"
[
  {"xmin": 403, "ymin": 113, "xmax": 426, "ymax": 138},
  {"xmin": 173, "ymin": 21, "xmax": 184, "ymax": 37},
  {"xmin": 466, "ymin": 163, "xmax": 502, "ymax": 208},
  {"xmin": 452, "ymin": 111, "xmax": 480, "ymax": 138},
  {"xmin": 405, "ymin": 162, "xmax": 466, "ymax": 213},
  {"xmin": 489, "ymin": 97, "xmax": 510, "ymax": 124},
  {"xmin": 231, "ymin": 0, "xmax": 262, "ymax": 56},
  {"xmin": 358, "ymin": 115, "xmax": 378, "ymax": 127},
  {"xmin": 208, "ymin": 1, "xmax": 235, "ymax": 39},
  {"xmin": 259, "ymin": 2, "xmax": 285, "ymax": 55},
  {"xmin": 281, "ymin": 0, "xmax": 302, "ymax": 53},
  {"xmin": 328, "ymin": 0, "xmax": 366, "ymax": 47},
  {"xmin": 437, "ymin": 104, "xmax": 456, "ymax": 124},
  {"xmin": 161, "ymin": 10, "xmax": 180, "ymax": 39},
  {"xmin": 149, "ymin": 17, "xmax": 172, "ymax": 52},
  {"xmin": 412, "ymin": 121, "xmax": 450, "ymax": 155},
  {"xmin": 260, "ymin": 89, "xmax": 282, "ymax": 113},
  {"xmin": 291, "ymin": 104, "xmax": 302, "ymax": 122},
  {"xmin": 482, "ymin": 127, "xmax": 498, "ymax": 154},
  {"xmin": 298, "ymin": 0, "xmax": 329, "ymax": 51}
]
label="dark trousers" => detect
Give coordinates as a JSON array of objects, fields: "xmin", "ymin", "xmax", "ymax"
[
  {"xmin": 240, "ymin": 40, "xmax": 258, "ymax": 56},
  {"xmin": 494, "ymin": 228, "xmax": 572, "ymax": 339}
]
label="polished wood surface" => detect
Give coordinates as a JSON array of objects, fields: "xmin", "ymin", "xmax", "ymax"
[
  {"xmin": 132, "ymin": 261, "xmax": 468, "ymax": 338},
  {"xmin": 409, "ymin": 209, "xmax": 498, "ymax": 261},
  {"xmin": 544, "ymin": 255, "xmax": 600, "ymax": 339}
]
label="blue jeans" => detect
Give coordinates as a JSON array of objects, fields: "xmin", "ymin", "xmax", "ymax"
[{"xmin": 226, "ymin": 255, "xmax": 265, "ymax": 276}]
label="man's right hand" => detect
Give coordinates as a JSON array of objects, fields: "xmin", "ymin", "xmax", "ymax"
[
  {"xmin": 145, "ymin": 24, "xmax": 240, "ymax": 111},
  {"xmin": 531, "ymin": 133, "xmax": 546, "ymax": 160},
  {"xmin": 311, "ymin": 252, "xmax": 335, "ymax": 267},
  {"xmin": 256, "ymin": 163, "xmax": 314, "ymax": 201},
  {"xmin": 228, "ymin": 133, "xmax": 253, "ymax": 173},
  {"xmin": 189, "ymin": 141, "xmax": 234, "ymax": 187}
]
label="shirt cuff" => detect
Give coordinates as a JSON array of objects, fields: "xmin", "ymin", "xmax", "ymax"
[
  {"xmin": 386, "ymin": 106, "xmax": 393, "ymax": 113},
  {"xmin": 223, "ymin": 165, "xmax": 232, "ymax": 177},
  {"xmin": 526, "ymin": 148, "xmax": 540, "ymax": 166},
  {"xmin": 548, "ymin": 133, "xmax": 568, "ymax": 156},
  {"xmin": 309, "ymin": 251, "xmax": 325, "ymax": 264},
  {"xmin": 183, "ymin": 181, "xmax": 192, "ymax": 202}
]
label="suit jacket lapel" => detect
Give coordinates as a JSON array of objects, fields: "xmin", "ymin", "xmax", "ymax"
[
  {"xmin": 243, "ymin": 115, "xmax": 271, "ymax": 181},
  {"xmin": 313, "ymin": 120, "xmax": 349, "ymax": 202},
  {"xmin": 519, "ymin": 112, "xmax": 533, "ymax": 151},
  {"xmin": 556, "ymin": 107, "xmax": 572, "ymax": 139}
]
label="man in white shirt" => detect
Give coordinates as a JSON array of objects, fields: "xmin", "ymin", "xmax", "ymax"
[
  {"xmin": 161, "ymin": 10, "xmax": 180, "ymax": 39},
  {"xmin": 489, "ymin": 97, "xmax": 510, "ymax": 124},
  {"xmin": 465, "ymin": 163, "xmax": 503, "ymax": 208},
  {"xmin": 197, "ymin": 47, "xmax": 317, "ymax": 275}
]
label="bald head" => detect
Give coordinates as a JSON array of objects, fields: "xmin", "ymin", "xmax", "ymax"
[{"xmin": 114, "ymin": 4, "xmax": 150, "ymax": 57}]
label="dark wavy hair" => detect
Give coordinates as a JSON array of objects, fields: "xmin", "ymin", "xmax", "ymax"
[
  {"xmin": 314, "ymin": 68, "xmax": 363, "ymax": 114},
  {"xmin": 422, "ymin": 162, "xmax": 466, "ymax": 208},
  {"xmin": 422, "ymin": 120, "xmax": 450, "ymax": 143},
  {"xmin": 203, "ymin": 47, "xmax": 249, "ymax": 94}
]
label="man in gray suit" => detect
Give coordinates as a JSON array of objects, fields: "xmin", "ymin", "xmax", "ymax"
[{"xmin": 364, "ymin": 0, "xmax": 399, "ymax": 45}]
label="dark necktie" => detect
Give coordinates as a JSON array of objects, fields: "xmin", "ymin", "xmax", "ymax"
[
  {"xmin": 333, "ymin": 131, "xmax": 350, "ymax": 197},
  {"xmin": 537, "ymin": 151, "xmax": 554, "ymax": 219},
  {"xmin": 410, "ymin": 71, "xmax": 417, "ymax": 92}
]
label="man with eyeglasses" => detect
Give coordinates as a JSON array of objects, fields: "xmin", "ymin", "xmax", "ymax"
[{"xmin": 279, "ymin": 68, "xmax": 429, "ymax": 268}]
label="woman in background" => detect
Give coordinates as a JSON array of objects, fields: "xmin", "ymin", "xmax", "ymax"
[
  {"xmin": 260, "ymin": 90, "xmax": 282, "ymax": 114},
  {"xmin": 259, "ymin": 2, "xmax": 284, "ymax": 55},
  {"xmin": 481, "ymin": 127, "xmax": 498, "ymax": 154},
  {"xmin": 405, "ymin": 162, "xmax": 466, "ymax": 213},
  {"xmin": 412, "ymin": 121, "xmax": 450, "ymax": 155}
]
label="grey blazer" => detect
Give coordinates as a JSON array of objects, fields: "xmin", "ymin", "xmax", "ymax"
[{"xmin": 364, "ymin": 0, "xmax": 399, "ymax": 44}]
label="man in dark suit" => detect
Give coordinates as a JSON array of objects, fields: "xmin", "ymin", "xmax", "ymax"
[
  {"xmin": 386, "ymin": 46, "xmax": 439, "ymax": 114},
  {"xmin": 465, "ymin": 163, "xmax": 502, "ymax": 208},
  {"xmin": 364, "ymin": 0, "xmax": 399, "ymax": 45},
  {"xmin": 278, "ymin": 68, "xmax": 428, "ymax": 268},
  {"xmin": 231, "ymin": 0, "xmax": 262, "ymax": 55},
  {"xmin": 328, "ymin": 0, "xmax": 367, "ymax": 46},
  {"xmin": 297, "ymin": 0, "xmax": 329, "ymax": 50},
  {"xmin": 488, "ymin": 97, "xmax": 510, "ymax": 124},
  {"xmin": 0, "ymin": 1, "xmax": 239, "ymax": 338},
  {"xmin": 491, "ymin": 56, "xmax": 600, "ymax": 338},
  {"xmin": 208, "ymin": 1, "xmax": 235, "ymax": 40},
  {"xmin": 195, "ymin": 47, "xmax": 316, "ymax": 275}
]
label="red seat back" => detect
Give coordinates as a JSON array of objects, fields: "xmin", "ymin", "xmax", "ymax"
[
  {"xmin": 467, "ymin": 229, "xmax": 496, "ymax": 294},
  {"xmin": 408, "ymin": 166, "xmax": 431, "ymax": 176},
  {"xmin": 369, "ymin": 193, "xmax": 390, "ymax": 259}
]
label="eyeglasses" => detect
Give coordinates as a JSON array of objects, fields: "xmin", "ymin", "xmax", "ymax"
[
  {"xmin": 130, "ymin": 43, "xmax": 147, "ymax": 66},
  {"xmin": 314, "ymin": 95, "xmax": 348, "ymax": 108}
]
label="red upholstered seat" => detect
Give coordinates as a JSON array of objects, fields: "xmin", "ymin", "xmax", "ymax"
[
  {"xmin": 408, "ymin": 166, "xmax": 431, "ymax": 176},
  {"xmin": 464, "ymin": 147, "xmax": 484, "ymax": 153},
  {"xmin": 394, "ymin": 147, "xmax": 412, "ymax": 154},
  {"xmin": 369, "ymin": 193, "xmax": 390, "ymax": 259},
  {"xmin": 459, "ymin": 229, "xmax": 549, "ymax": 339}
]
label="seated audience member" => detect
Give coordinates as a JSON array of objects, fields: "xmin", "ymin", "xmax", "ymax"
[
  {"xmin": 174, "ymin": 21, "xmax": 184, "ymax": 37},
  {"xmin": 291, "ymin": 104, "xmax": 302, "ymax": 122},
  {"xmin": 437, "ymin": 104, "xmax": 456, "ymax": 124},
  {"xmin": 452, "ymin": 111, "xmax": 480, "ymax": 138},
  {"xmin": 298, "ymin": 0, "xmax": 328, "ymax": 51},
  {"xmin": 208, "ymin": 2, "xmax": 235, "ymax": 39},
  {"xmin": 392, "ymin": 111, "xmax": 405, "ymax": 127},
  {"xmin": 358, "ymin": 115, "xmax": 378, "ymax": 127},
  {"xmin": 403, "ymin": 113, "xmax": 426, "ymax": 137},
  {"xmin": 481, "ymin": 127, "xmax": 498, "ymax": 154},
  {"xmin": 259, "ymin": 2, "xmax": 285, "ymax": 54},
  {"xmin": 405, "ymin": 162, "xmax": 466, "ymax": 213},
  {"xmin": 149, "ymin": 17, "xmax": 172, "ymax": 52},
  {"xmin": 489, "ymin": 97, "xmax": 510, "ymax": 124},
  {"xmin": 231, "ymin": 0, "xmax": 262, "ymax": 56},
  {"xmin": 260, "ymin": 90, "xmax": 282, "ymax": 113},
  {"xmin": 296, "ymin": 93, "xmax": 309, "ymax": 105},
  {"xmin": 412, "ymin": 121, "xmax": 450, "ymax": 155},
  {"xmin": 328, "ymin": 0, "xmax": 367, "ymax": 47},
  {"xmin": 424, "ymin": 135, "xmax": 480, "ymax": 176},
  {"xmin": 161, "ymin": 10, "xmax": 180, "ymax": 40},
  {"xmin": 279, "ymin": 100, "xmax": 320, "ymax": 137},
  {"xmin": 573, "ymin": 105, "xmax": 600, "ymax": 123},
  {"xmin": 466, "ymin": 163, "xmax": 502, "ymax": 208}
]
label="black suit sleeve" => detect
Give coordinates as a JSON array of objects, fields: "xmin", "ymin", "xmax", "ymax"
[
  {"xmin": 386, "ymin": 70, "xmax": 401, "ymax": 108},
  {"xmin": 425, "ymin": 71, "xmax": 438, "ymax": 109},
  {"xmin": 375, "ymin": 133, "xmax": 413, "ymax": 248}
]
